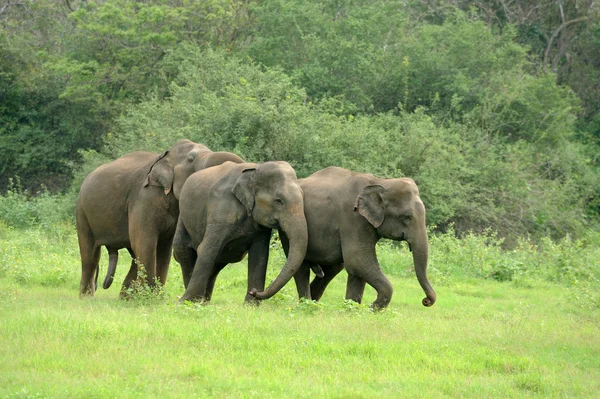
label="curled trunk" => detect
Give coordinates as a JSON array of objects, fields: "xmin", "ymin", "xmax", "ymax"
[
  {"xmin": 411, "ymin": 233, "xmax": 436, "ymax": 307},
  {"xmin": 249, "ymin": 212, "xmax": 308, "ymax": 299}
]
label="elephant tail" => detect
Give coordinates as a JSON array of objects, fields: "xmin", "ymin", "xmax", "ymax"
[{"xmin": 103, "ymin": 248, "xmax": 119, "ymax": 289}]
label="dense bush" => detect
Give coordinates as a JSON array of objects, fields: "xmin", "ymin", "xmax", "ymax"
[
  {"xmin": 93, "ymin": 46, "xmax": 595, "ymax": 242},
  {"xmin": 0, "ymin": 179, "xmax": 74, "ymax": 229},
  {"xmin": 1, "ymin": 1, "xmax": 598, "ymax": 243}
]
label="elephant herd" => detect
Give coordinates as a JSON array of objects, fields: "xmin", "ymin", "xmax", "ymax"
[{"xmin": 76, "ymin": 139, "xmax": 436, "ymax": 309}]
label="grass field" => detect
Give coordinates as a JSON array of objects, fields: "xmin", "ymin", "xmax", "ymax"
[{"xmin": 1, "ymin": 224, "xmax": 599, "ymax": 398}]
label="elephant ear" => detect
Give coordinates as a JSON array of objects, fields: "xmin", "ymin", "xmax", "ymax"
[
  {"xmin": 353, "ymin": 185, "xmax": 386, "ymax": 228},
  {"xmin": 232, "ymin": 167, "xmax": 257, "ymax": 217},
  {"xmin": 144, "ymin": 151, "xmax": 174, "ymax": 195}
]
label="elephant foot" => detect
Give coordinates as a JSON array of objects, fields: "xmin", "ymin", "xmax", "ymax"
[
  {"xmin": 119, "ymin": 290, "xmax": 133, "ymax": 300},
  {"xmin": 244, "ymin": 292, "xmax": 262, "ymax": 306},
  {"xmin": 79, "ymin": 290, "xmax": 95, "ymax": 299}
]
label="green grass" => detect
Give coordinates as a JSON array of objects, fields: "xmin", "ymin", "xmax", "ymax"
[{"xmin": 1, "ymin": 223, "xmax": 600, "ymax": 398}]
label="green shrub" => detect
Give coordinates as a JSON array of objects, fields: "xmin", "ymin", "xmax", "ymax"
[
  {"xmin": 89, "ymin": 44, "xmax": 595, "ymax": 242},
  {"xmin": 0, "ymin": 179, "xmax": 74, "ymax": 229}
]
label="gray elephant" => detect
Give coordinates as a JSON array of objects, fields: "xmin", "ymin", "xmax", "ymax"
[
  {"xmin": 250, "ymin": 166, "xmax": 436, "ymax": 309},
  {"xmin": 173, "ymin": 161, "xmax": 312, "ymax": 303},
  {"xmin": 76, "ymin": 139, "xmax": 244, "ymax": 297}
]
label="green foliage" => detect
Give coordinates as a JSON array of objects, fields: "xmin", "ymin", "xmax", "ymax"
[
  {"xmin": 0, "ymin": 224, "xmax": 78, "ymax": 289},
  {"xmin": 0, "ymin": 179, "xmax": 74, "ymax": 229},
  {"xmin": 121, "ymin": 262, "xmax": 167, "ymax": 303},
  {"xmin": 1, "ymin": 0, "xmax": 598, "ymax": 240},
  {"xmin": 426, "ymin": 228, "xmax": 600, "ymax": 289},
  {"xmin": 247, "ymin": 0, "xmax": 407, "ymax": 112}
]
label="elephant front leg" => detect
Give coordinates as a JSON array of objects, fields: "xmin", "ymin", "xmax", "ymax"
[
  {"xmin": 204, "ymin": 263, "xmax": 228, "ymax": 302},
  {"xmin": 244, "ymin": 233, "xmax": 271, "ymax": 305},
  {"xmin": 130, "ymin": 234, "xmax": 159, "ymax": 288},
  {"xmin": 343, "ymin": 241, "xmax": 393, "ymax": 309},
  {"xmin": 345, "ymin": 273, "xmax": 367, "ymax": 304},
  {"xmin": 173, "ymin": 220, "xmax": 197, "ymax": 289},
  {"xmin": 179, "ymin": 226, "xmax": 228, "ymax": 303}
]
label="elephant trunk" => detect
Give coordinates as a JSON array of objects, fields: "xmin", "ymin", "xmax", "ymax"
[
  {"xmin": 411, "ymin": 232, "xmax": 436, "ymax": 307},
  {"xmin": 249, "ymin": 210, "xmax": 308, "ymax": 300},
  {"xmin": 103, "ymin": 248, "xmax": 118, "ymax": 289}
]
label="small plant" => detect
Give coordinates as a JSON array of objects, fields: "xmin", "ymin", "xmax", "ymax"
[
  {"xmin": 40, "ymin": 267, "xmax": 70, "ymax": 287},
  {"xmin": 291, "ymin": 297, "xmax": 325, "ymax": 315},
  {"xmin": 0, "ymin": 282, "xmax": 17, "ymax": 308},
  {"xmin": 338, "ymin": 299, "xmax": 373, "ymax": 314},
  {"xmin": 570, "ymin": 280, "xmax": 599, "ymax": 310},
  {"xmin": 122, "ymin": 261, "xmax": 166, "ymax": 302},
  {"xmin": 13, "ymin": 266, "xmax": 32, "ymax": 286}
]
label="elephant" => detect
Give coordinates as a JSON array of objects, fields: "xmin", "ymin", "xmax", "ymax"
[
  {"xmin": 76, "ymin": 139, "xmax": 244, "ymax": 297},
  {"xmin": 249, "ymin": 166, "xmax": 436, "ymax": 309},
  {"xmin": 173, "ymin": 161, "xmax": 313, "ymax": 303}
]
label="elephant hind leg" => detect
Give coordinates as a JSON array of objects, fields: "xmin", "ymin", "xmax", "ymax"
[
  {"xmin": 79, "ymin": 246, "xmax": 101, "ymax": 297},
  {"xmin": 156, "ymin": 238, "xmax": 173, "ymax": 286},
  {"xmin": 310, "ymin": 263, "xmax": 344, "ymax": 302},
  {"xmin": 293, "ymin": 262, "xmax": 312, "ymax": 300},
  {"xmin": 345, "ymin": 273, "xmax": 367, "ymax": 304},
  {"xmin": 77, "ymin": 209, "xmax": 100, "ymax": 297},
  {"xmin": 120, "ymin": 255, "xmax": 138, "ymax": 299}
]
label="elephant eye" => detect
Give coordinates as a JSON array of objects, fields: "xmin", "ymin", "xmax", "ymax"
[
  {"xmin": 274, "ymin": 198, "xmax": 284, "ymax": 206},
  {"xmin": 187, "ymin": 155, "xmax": 194, "ymax": 163}
]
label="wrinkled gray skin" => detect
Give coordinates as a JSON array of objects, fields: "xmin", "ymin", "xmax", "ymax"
[
  {"xmin": 76, "ymin": 139, "xmax": 244, "ymax": 297},
  {"xmin": 174, "ymin": 161, "xmax": 309, "ymax": 304},
  {"xmin": 250, "ymin": 166, "xmax": 436, "ymax": 309}
]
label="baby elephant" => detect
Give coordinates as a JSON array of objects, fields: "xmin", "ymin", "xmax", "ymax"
[
  {"xmin": 250, "ymin": 166, "xmax": 436, "ymax": 309},
  {"xmin": 174, "ymin": 161, "xmax": 311, "ymax": 303}
]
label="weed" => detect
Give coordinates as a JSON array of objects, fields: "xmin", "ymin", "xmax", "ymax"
[
  {"xmin": 290, "ymin": 298, "xmax": 325, "ymax": 315},
  {"xmin": 121, "ymin": 261, "xmax": 166, "ymax": 303}
]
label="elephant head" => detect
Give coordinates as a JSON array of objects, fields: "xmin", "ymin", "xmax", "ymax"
[
  {"xmin": 354, "ymin": 179, "xmax": 436, "ymax": 307},
  {"xmin": 233, "ymin": 162, "xmax": 308, "ymax": 299},
  {"xmin": 144, "ymin": 139, "xmax": 244, "ymax": 199}
]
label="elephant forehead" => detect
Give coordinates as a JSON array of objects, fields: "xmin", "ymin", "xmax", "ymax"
[
  {"xmin": 386, "ymin": 179, "xmax": 419, "ymax": 196},
  {"xmin": 172, "ymin": 142, "xmax": 209, "ymax": 159}
]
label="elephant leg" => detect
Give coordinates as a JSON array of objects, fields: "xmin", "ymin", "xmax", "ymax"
[
  {"xmin": 176, "ymin": 246, "xmax": 197, "ymax": 290},
  {"xmin": 293, "ymin": 262, "xmax": 312, "ymax": 300},
  {"xmin": 204, "ymin": 263, "xmax": 228, "ymax": 302},
  {"xmin": 130, "ymin": 234, "xmax": 158, "ymax": 287},
  {"xmin": 156, "ymin": 238, "xmax": 173, "ymax": 286},
  {"xmin": 173, "ymin": 220, "xmax": 196, "ymax": 289},
  {"xmin": 310, "ymin": 263, "xmax": 344, "ymax": 302},
  {"xmin": 120, "ymin": 255, "xmax": 138, "ymax": 299},
  {"xmin": 77, "ymin": 211, "xmax": 100, "ymax": 297},
  {"xmin": 79, "ymin": 245, "xmax": 101, "ymax": 297},
  {"xmin": 345, "ymin": 273, "xmax": 367, "ymax": 304},
  {"xmin": 245, "ymin": 232, "xmax": 271, "ymax": 304},
  {"xmin": 180, "ymin": 226, "xmax": 228, "ymax": 303},
  {"xmin": 345, "ymin": 263, "xmax": 393, "ymax": 309},
  {"xmin": 342, "ymin": 237, "xmax": 393, "ymax": 309}
]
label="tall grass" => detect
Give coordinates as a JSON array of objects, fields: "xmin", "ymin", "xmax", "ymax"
[{"xmin": 1, "ymin": 223, "xmax": 599, "ymax": 397}]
